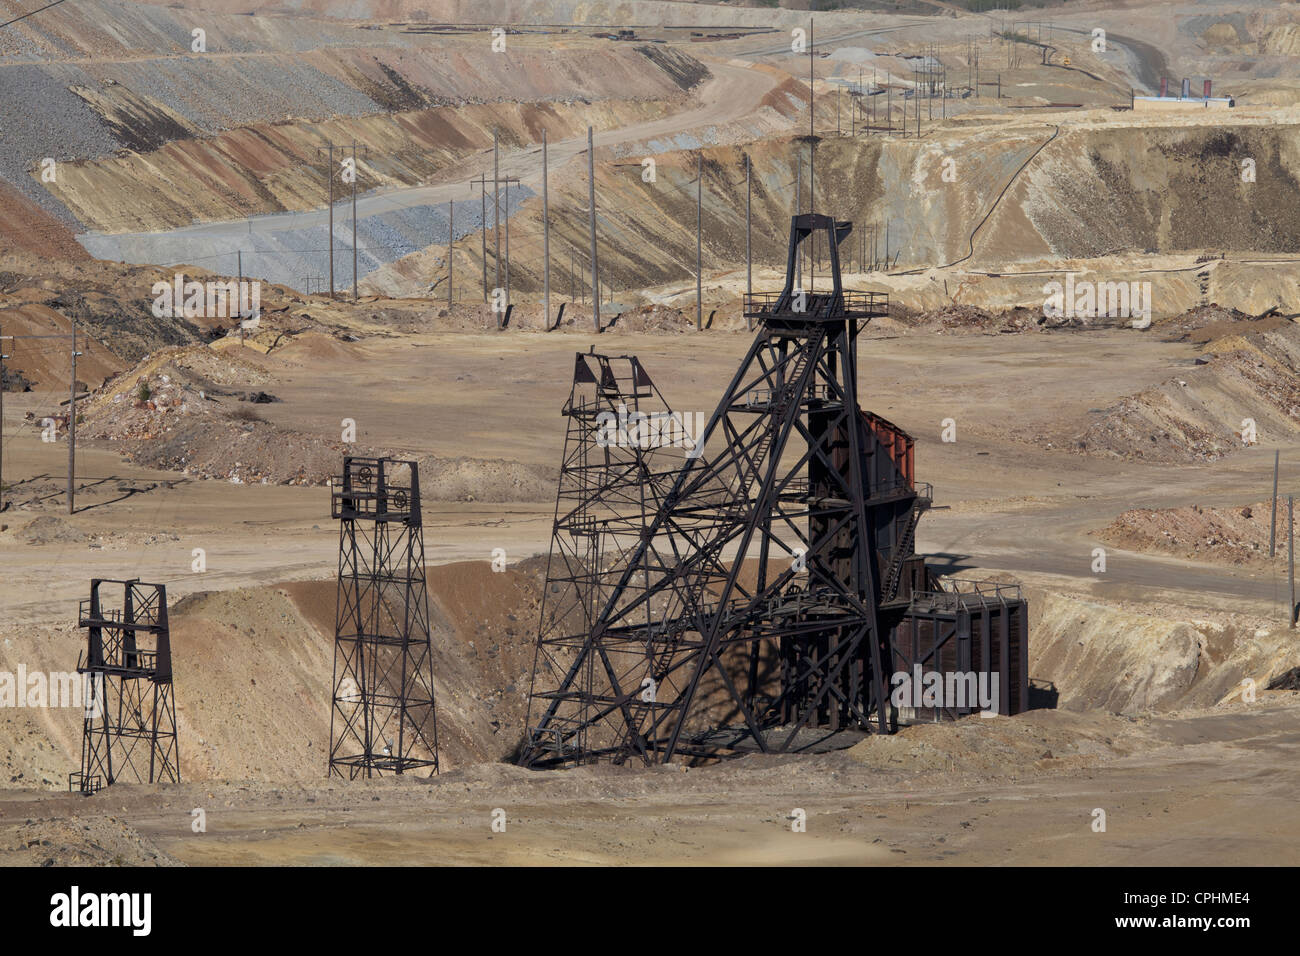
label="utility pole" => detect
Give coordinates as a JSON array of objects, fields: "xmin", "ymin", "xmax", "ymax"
[
  {"xmin": 587, "ymin": 126, "xmax": 600, "ymax": 332},
  {"xmin": 795, "ymin": 159, "xmax": 802, "ymax": 289},
  {"xmin": 696, "ymin": 151, "xmax": 703, "ymax": 331},
  {"xmin": 1290, "ymin": 494, "xmax": 1296, "ymax": 628},
  {"xmin": 745, "ymin": 153, "xmax": 752, "ymax": 331},
  {"xmin": 238, "ymin": 249, "xmax": 244, "ymax": 346},
  {"xmin": 317, "ymin": 145, "xmax": 336, "ymax": 299},
  {"xmin": 472, "ymin": 170, "xmax": 519, "ymax": 321},
  {"xmin": 1271, "ymin": 449, "xmax": 1280, "ymax": 557},
  {"xmin": 504, "ymin": 178, "xmax": 511, "ymax": 309},
  {"xmin": 68, "ymin": 322, "xmax": 78, "ymax": 516},
  {"xmin": 808, "ymin": 17, "xmax": 815, "ymax": 217},
  {"xmin": 542, "ymin": 129, "xmax": 551, "ymax": 330},
  {"xmin": 809, "ymin": 17, "xmax": 814, "ymax": 143},
  {"xmin": 494, "ymin": 129, "xmax": 501, "ymax": 297},
  {"xmin": 447, "ymin": 198, "xmax": 454, "ymax": 308},
  {"xmin": 0, "ymin": 327, "xmax": 6, "ymax": 514},
  {"xmin": 480, "ymin": 179, "xmax": 487, "ymax": 303},
  {"xmin": 350, "ymin": 143, "xmax": 368, "ymax": 302}
]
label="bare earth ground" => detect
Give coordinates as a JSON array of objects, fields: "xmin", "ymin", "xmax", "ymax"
[
  {"xmin": 3, "ymin": 322, "xmax": 1300, "ymax": 865},
  {"xmin": 4, "ymin": 326, "xmax": 1296, "ymax": 619},
  {"xmin": 4, "ymin": 0, "xmax": 1300, "ymax": 866},
  {"xmin": 4, "ymin": 699, "xmax": 1299, "ymax": 866}
]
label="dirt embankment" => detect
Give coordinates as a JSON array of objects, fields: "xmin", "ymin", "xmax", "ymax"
[
  {"xmin": 0, "ymin": 183, "xmax": 89, "ymax": 262},
  {"xmin": 66, "ymin": 338, "xmax": 556, "ymax": 499},
  {"xmin": 6, "ymin": 558, "xmax": 1299, "ymax": 796},
  {"xmin": 1058, "ymin": 319, "xmax": 1300, "ymax": 463},
  {"xmin": 0, "ymin": 0, "xmax": 712, "ymax": 243},
  {"xmin": 52, "ymin": 92, "xmax": 700, "ymax": 234},
  {"xmin": 0, "ymin": 558, "xmax": 547, "ymax": 791},
  {"xmin": 1099, "ymin": 500, "xmax": 1287, "ymax": 568},
  {"xmin": 372, "ymin": 117, "xmax": 1300, "ymax": 302},
  {"xmin": 0, "ymin": 255, "xmax": 339, "ymax": 390},
  {"xmin": 1027, "ymin": 587, "xmax": 1298, "ymax": 715}
]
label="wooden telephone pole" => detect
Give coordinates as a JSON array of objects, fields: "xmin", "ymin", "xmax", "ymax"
[
  {"xmin": 68, "ymin": 322, "xmax": 79, "ymax": 515},
  {"xmin": 350, "ymin": 143, "xmax": 369, "ymax": 302},
  {"xmin": 0, "ymin": 327, "xmax": 7, "ymax": 513},
  {"xmin": 696, "ymin": 151, "xmax": 703, "ymax": 330},
  {"xmin": 316, "ymin": 145, "xmax": 337, "ymax": 298},
  {"xmin": 542, "ymin": 129, "xmax": 551, "ymax": 330},
  {"xmin": 587, "ymin": 126, "xmax": 600, "ymax": 332}
]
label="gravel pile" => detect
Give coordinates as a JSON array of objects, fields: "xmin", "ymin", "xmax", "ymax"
[
  {"xmin": 108, "ymin": 55, "xmax": 382, "ymax": 132},
  {"xmin": 0, "ymin": 0, "xmax": 414, "ymax": 64},
  {"xmin": 0, "ymin": 65, "xmax": 117, "ymax": 222}
]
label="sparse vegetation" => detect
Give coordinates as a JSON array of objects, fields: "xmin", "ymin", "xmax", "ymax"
[{"xmin": 228, "ymin": 406, "xmax": 265, "ymax": 423}]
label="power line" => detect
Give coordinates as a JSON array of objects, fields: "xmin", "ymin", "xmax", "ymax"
[{"xmin": 0, "ymin": 0, "xmax": 69, "ymax": 31}]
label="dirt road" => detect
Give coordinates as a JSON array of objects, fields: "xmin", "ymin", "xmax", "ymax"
[{"xmin": 4, "ymin": 698, "xmax": 1297, "ymax": 865}]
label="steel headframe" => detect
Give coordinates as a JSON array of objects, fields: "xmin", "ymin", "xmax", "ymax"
[
  {"xmin": 329, "ymin": 456, "xmax": 439, "ymax": 778},
  {"xmin": 521, "ymin": 214, "xmax": 914, "ymax": 768},
  {"xmin": 522, "ymin": 348, "xmax": 697, "ymax": 764},
  {"xmin": 70, "ymin": 579, "xmax": 179, "ymax": 795}
]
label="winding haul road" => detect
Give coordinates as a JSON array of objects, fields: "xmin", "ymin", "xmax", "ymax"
[
  {"xmin": 77, "ymin": 57, "xmax": 786, "ymax": 275},
  {"xmin": 76, "ymin": 18, "xmax": 934, "ymax": 281}
]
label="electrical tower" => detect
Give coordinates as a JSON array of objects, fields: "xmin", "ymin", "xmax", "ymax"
[
  {"xmin": 329, "ymin": 456, "xmax": 439, "ymax": 778},
  {"xmin": 522, "ymin": 214, "xmax": 933, "ymax": 767},
  {"xmin": 70, "ymin": 579, "xmax": 179, "ymax": 795}
]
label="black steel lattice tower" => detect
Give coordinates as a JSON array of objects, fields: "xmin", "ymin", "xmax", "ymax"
[
  {"xmin": 521, "ymin": 214, "xmax": 924, "ymax": 767},
  {"xmin": 329, "ymin": 456, "xmax": 439, "ymax": 778},
  {"xmin": 70, "ymin": 579, "xmax": 179, "ymax": 794},
  {"xmin": 524, "ymin": 350, "xmax": 696, "ymax": 763}
]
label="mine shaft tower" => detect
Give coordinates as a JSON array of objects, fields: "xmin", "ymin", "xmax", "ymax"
[
  {"xmin": 70, "ymin": 579, "xmax": 179, "ymax": 794},
  {"xmin": 329, "ymin": 456, "xmax": 439, "ymax": 777},
  {"xmin": 523, "ymin": 349, "xmax": 692, "ymax": 762},
  {"xmin": 522, "ymin": 214, "xmax": 945, "ymax": 767}
]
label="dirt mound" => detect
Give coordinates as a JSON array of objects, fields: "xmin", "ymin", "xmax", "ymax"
[
  {"xmin": 1157, "ymin": 304, "xmax": 1290, "ymax": 343},
  {"xmin": 913, "ymin": 303, "xmax": 1047, "ymax": 334},
  {"xmin": 76, "ymin": 345, "xmax": 293, "ymax": 484},
  {"xmin": 847, "ymin": 709, "xmax": 1157, "ymax": 777},
  {"xmin": 1099, "ymin": 500, "xmax": 1281, "ymax": 567},
  {"xmin": 593, "ymin": 303, "xmax": 697, "ymax": 334},
  {"xmin": 8, "ymin": 812, "xmax": 180, "ymax": 867},
  {"xmin": 19, "ymin": 515, "xmax": 86, "ymax": 545},
  {"xmin": 73, "ymin": 335, "xmax": 557, "ymax": 497},
  {"xmin": 98, "ymin": 408, "xmax": 555, "ymax": 498},
  {"xmin": 1065, "ymin": 323, "xmax": 1300, "ymax": 462}
]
